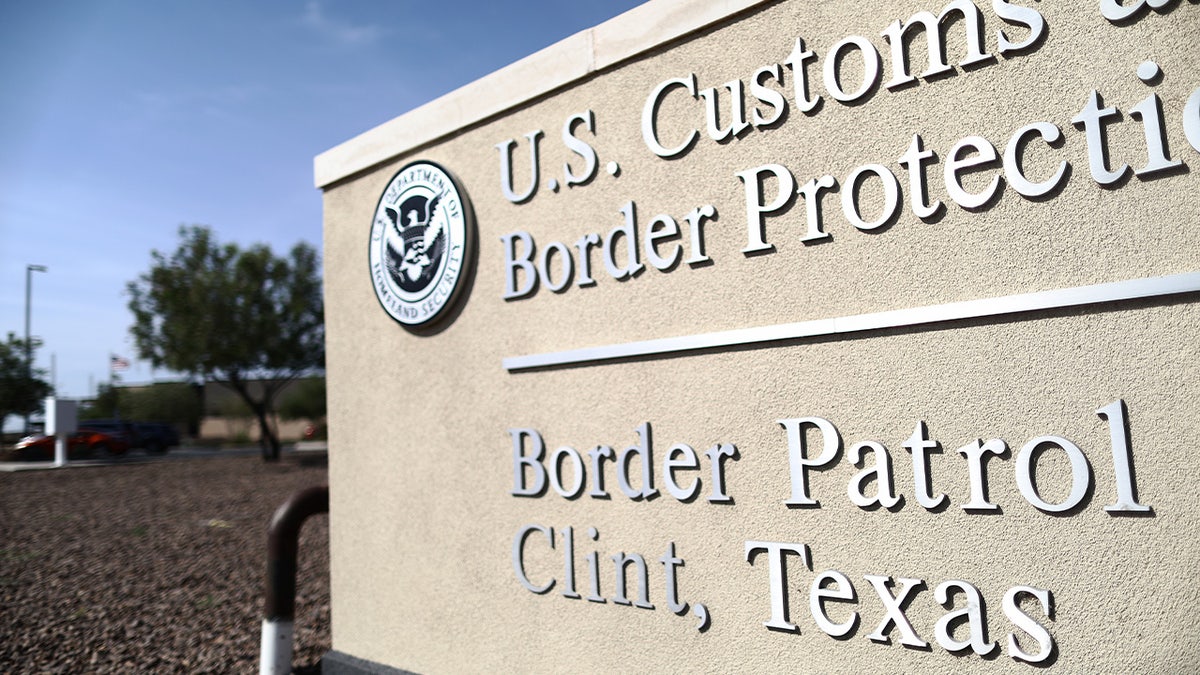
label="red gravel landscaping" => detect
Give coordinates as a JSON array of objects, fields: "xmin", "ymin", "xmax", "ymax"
[{"xmin": 0, "ymin": 454, "xmax": 330, "ymax": 673}]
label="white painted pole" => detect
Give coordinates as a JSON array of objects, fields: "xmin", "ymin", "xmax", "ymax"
[
  {"xmin": 259, "ymin": 618, "xmax": 294, "ymax": 675},
  {"xmin": 53, "ymin": 435, "xmax": 67, "ymax": 467},
  {"xmin": 45, "ymin": 397, "xmax": 77, "ymax": 468}
]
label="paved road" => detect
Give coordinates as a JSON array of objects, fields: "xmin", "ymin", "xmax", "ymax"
[{"xmin": 0, "ymin": 442, "xmax": 327, "ymax": 472}]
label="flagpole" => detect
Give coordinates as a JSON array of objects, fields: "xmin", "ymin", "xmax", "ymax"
[
  {"xmin": 108, "ymin": 354, "xmax": 132, "ymax": 419},
  {"xmin": 109, "ymin": 353, "xmax": 118, "ymax": 420}
]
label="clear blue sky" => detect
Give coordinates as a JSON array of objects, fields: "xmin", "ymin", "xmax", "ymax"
[{"xmin": 0, "ymin": 0, "xmax": 644, "ymax": 420}]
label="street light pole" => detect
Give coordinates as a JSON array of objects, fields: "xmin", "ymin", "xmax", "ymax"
[{"xmin": 24, "ymin": 264, "xmax": 48, "ymax": 434}]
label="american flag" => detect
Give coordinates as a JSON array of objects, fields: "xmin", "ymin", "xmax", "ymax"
[{"xmin": 110, "ymin": 355, "xmax": 130, "ymax": 371}]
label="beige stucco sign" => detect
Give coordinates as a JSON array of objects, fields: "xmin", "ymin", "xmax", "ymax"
[{"xmin": 317, "ymin": 1, "xmax": 1199, "ymax": 672}]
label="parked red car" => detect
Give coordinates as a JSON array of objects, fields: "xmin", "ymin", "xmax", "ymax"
[{"xmin": 10, "ymin": 430, "xmax": 130, "ymax": 461}]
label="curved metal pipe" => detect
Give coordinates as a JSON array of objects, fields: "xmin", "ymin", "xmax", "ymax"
[{"xmin": 260, "ymin": 484, "xmax": 329, "ymax": 675}]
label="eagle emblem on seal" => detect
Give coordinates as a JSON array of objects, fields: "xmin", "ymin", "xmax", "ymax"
[{"xmin": 383, "ymin": 190, "xmax": 447, "ymax": 293}]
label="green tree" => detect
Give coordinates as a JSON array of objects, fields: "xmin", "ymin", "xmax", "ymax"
[
  {"xmin": 279, "ymin": 377, "xmax": 326, "ymax": 423},
  {"xmin": 82, "ymin": 383, "xmax": 120, "ymax": 420},
  {"xmin": 84, "ymin": 382, "xmax": 203, "ymax": 433},
  {"xmin": 127, "ymin": 225, "xmax": 324, "ymax": 460},
  {"xmin": 124, "ymin": 382, "xmax": 202, "ymax": 430},
  {"xmin": 0, "ymin": 332, "xmax": 53, "ymax": 429}
]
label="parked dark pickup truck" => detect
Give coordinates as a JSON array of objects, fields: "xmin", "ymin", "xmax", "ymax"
[{"xmin": 134, "ymin": 422, "xmax": 181, "ymax": 453}]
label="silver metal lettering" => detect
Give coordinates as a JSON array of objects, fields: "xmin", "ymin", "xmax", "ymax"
[
  {"xmin": 993, "ymin": 0, "xmax": 1047, "ymax": 54},
  {"xmin": 682, "ymin": 204, "xmax": 717, "ymax": 265},
  {"xmin": 659, "ymin": 543, "xmax": 688, "ymax": 614},
  {"xmin": 1072, "ymin": 90, "xmax": 1130, "ymax": 185},
  {"xmin": 864, "ymin": 575, "xmax": 929, "ymax": 647},
  {"xmin": 705, "ymin": 443, "xmax": 737, "ymax": 504},
  {"xmin": 958, "ymin": 438, "xmax": 1007, "ymax": 511},
  {"xmin": 1015, "ymin": 436, "xmax": 1090, "ymax": 513},
  {"xmin": 642, "ymin": 75, "xmax": 699, "ymax": 158},
  {"xmin": 1096, "ymin": 399, "xmax": 1152, "ymax": 513},
  {"xmin": 500, "ymin": 231, "xmax": 537, "ymax": 300},
  {"xmin": 610, "ymin": 552, "xmax": 654, "ymax": 609},
  {"xmin": 1129, "ymin": 79, "xmax": 1184, "ymax": 177},
  {"xmin": 562, "ymin": 110, "xmax": 598, "ymax": 187},
  {"xmin": 603, "ymin": 201, "xmax": 645, "ymax": 280},
  {"xmin": 495, "ymin": 131, "xmax": 542, "ymax": 203},
  {"xmin": 560, "ymin": 526, "xmax": 580, "ymax": 599},
  {"xmin": 944, "ymin": 135, "xmax": 1002, "ymax": 209},
  {"xmin": 798, "ymin": 175, "xmax": 838, "ymax": 241},
  {"xmin": 573, "ymin": 233, "xmax": 601, "ymax": 288},
  {"xmin": 510, "ymin": 428, "xmax": 546, "ymax": 497},
  {"xmin": 585, "ymin": 527, "xmax": 605, "ymax": 603},
  {"xmin": 1100, "ymin": 0, "xmax": 1173, "ymax": 22},
  {"xmin": 746, "ymin": 541, "xmax": 809, "ymax": 631},
  {"xmin": 784, "ymin": 38, "xmax": 821, "ymax": 113},
  {"xmin": 538, "ymin": 241, "xmax": 574, "ymax": 294},
  {"xmin": 617, "ymin": 422, "xmax": 660, "ymax": 501},
  {"xmin": 587, "ymin": 445, "xmax": 615, "ymax": 499},
  {"xmin": 1004, "ymin": 122, "xmax": 1068, "ymax": 198},
  {"xmin": 750, "ymin": 64, "xmax": 786, "ymax": 127},
  {"xmin": 880, "ymin": 0, "xmax": 992, "ymax": 89},
  {"xmin": 738, "ymin": 164, "xmax": 796, "ymax": 254},
  {"xmin": 847, "ymin": 440, "xmax": 901, "ymax": 509},
  {"xmin": 823, "ymin": 36, "xmax": 882, "ymax": 103},
  {"xmin": 843, "ymin": 163, "xmax": 901, "ymax": 229},
  {"xmin": 904, "ymin": 421, "xmax": 948, "ymax": 510},
  {"xmin": 898, "ymin": 134, "xmax": 942, "ymax": 219},
  {"xmin": 663, "ymin": 443, "xmax": 701, "ymax": 501},
  {"xmin": 644, "ymin": 215, "xmax": 682, "ymax": 272},
  {"xmin": 513, "ymin": 524, "xmax": 555, "ymax": 594},
  {"xmin": 1003, "ymin": 585, "xmax": 1054, "ymax": 663},
  {"xmin": 934, "ymin": 580, "xmax": 999, "ymax": 655},
  {"xmin": 780, "ymin": 417, "xmax": 841, "ymax": 507},
  {"xmin": 700, "ymin": 79, "xmax": 750, "ymax": 141},
  {"xmin": 1185, "ymin": 87, "xmax": 1200, "ymax": 152},
  {"xmin": 548, "ymin": 445, "xmax": 584, "ymax": 498},
  {"xmin": 810, "ymin": 570, "xmax": 859, "ymax": 637}
]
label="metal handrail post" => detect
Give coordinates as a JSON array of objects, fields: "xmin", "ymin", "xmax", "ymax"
[{"xmin": 260, "ymin": 485, "xmax": 329, "ymax": 675}]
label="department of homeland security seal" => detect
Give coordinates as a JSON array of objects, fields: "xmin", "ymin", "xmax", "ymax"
[{"xmin": 369, "ymin": 161, "xmax": 475, "ymax": 327}]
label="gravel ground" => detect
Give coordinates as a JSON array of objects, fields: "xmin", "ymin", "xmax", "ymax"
[{"xmin": 0, "ymin": 454, "xmax": 330, "ymax": 673}]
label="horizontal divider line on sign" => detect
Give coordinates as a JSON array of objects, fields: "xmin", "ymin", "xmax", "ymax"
[{"xmin": 502, "ymin": 271, "xmax": 1200, "ymax": 372}]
